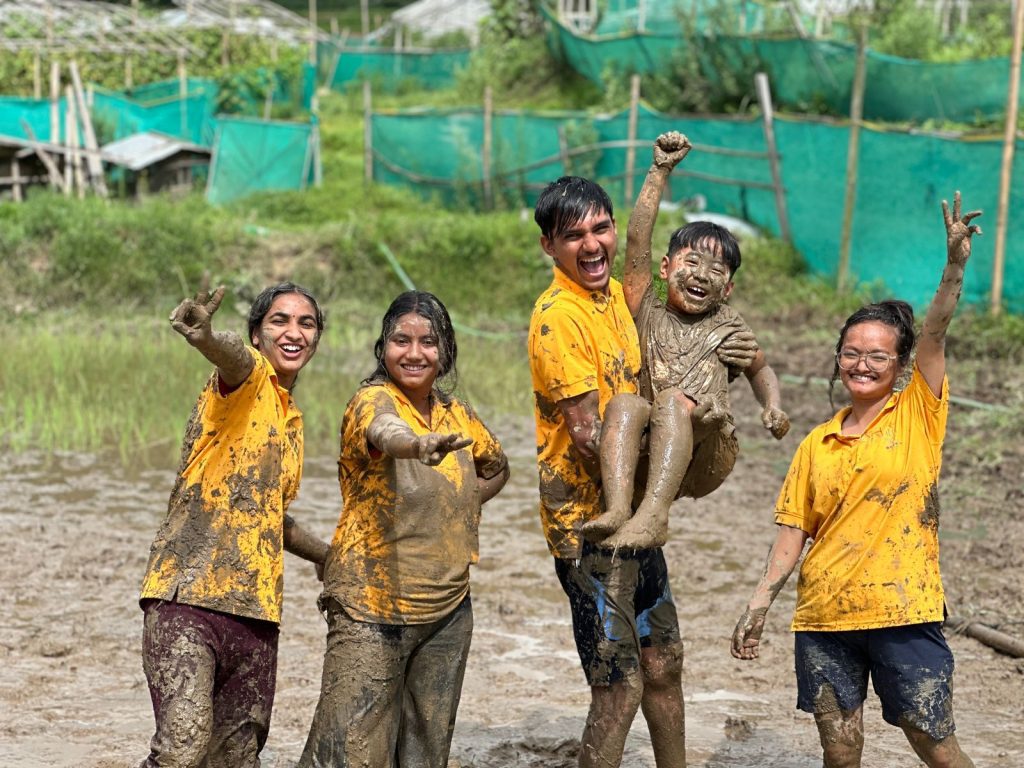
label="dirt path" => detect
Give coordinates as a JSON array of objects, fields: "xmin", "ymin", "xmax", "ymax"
[{"xmin": 1, "ymin": 387, "xmax": 1022, "ymax": 767}]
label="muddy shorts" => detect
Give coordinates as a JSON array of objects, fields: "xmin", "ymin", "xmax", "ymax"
[
  {"xmin": 794, "ymin": 622, "xmax": 956, "ymax": 740},
  {"xmin": 140, "ymin": 599, "xmax": 278, "ymax": 768},
  {"xmin": 555, "ymin": 540, "xmax": 681, "ymax": 687},
  {"xmin": 298, "ymin": 594, "xmax": 473, "ymax": 768}
]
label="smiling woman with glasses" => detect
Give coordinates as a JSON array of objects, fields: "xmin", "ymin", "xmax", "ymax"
[{"xmin": 731, "ymin": 191, "xmax": 982, "ymax": 768}]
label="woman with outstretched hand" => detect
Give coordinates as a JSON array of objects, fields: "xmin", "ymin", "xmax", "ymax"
[
  {"xmin": 139, "ymin": 280, "xmax": 330, "ymax": 767},
  {"xmin": 298, "ymin": 290, "xmax": 509, "ymax": 768},
  {"xmin": 731, "ymin": 193, "xmax": 980, "ymax": 768}
]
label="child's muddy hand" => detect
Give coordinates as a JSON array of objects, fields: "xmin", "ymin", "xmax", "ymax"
[
  {"xmin": 653, "ymin": 131, "xmax": 692, "ymax": 169},
  {"xmin": 692, "ymin": 399, "xmax": 727, "ymax": 430},
  {"xmin": 169, "ymin": 283, "xmax": 226, "ymax": 344},
  {"xmin": 762, "ymin": 407, "xmax": 790, "ymax": 440},
  {"xmin": 417, "ymin": 433, "xmax": 473, "ymax": 465},
  {"xmin": 716, "ymin": 330, "xmax": 758, "ymax": 369},
  {"xmin": 942, "ymin": 190, "xmax": 982, "ymax": 267},
  {"xmin": 731, "ymin": 606, "xmax": 768, "ymax": 660}
]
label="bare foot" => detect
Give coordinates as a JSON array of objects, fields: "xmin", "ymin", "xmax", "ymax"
[
  {"xmin": 599, "ymin": 499, "xmax": 669, "ymax": 549},
  {"xmin": 581, "ymin": 507, "xmax": 631, "ymax": 542}
]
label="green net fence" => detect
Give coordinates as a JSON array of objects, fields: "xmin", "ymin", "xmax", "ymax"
[
  {"xmin": 542, "ymin": 5, "xmax": 1019, "ymax": 124},
  {"xmin": 370, "ymin": 104, "xmax": 1022, "ymax": 312},
  {"xmin": 317, "ymin": 40, "xmax": 470, "ymax": 92}
]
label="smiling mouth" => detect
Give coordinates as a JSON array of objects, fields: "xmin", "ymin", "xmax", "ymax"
[
  {"xmin": 579, "ymin": 254, "xmax": 606, "ymax": 276},
  {"xmin": 281, "ymin": 344, "xmax": 304, "ymax": 354}
]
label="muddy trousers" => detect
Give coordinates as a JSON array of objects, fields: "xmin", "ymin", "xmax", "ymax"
[
  {"xmin": 139, "ymin": 600, "xmax": 279, "ymax": 768},
  {"xmin": 297, "ymin": 595, "xmax": 473, "ymax": 768}
]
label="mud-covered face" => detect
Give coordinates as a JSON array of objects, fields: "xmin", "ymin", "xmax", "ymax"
[
  {"xmin": 838, "ymin": 321, "xmax": 901, "ymax": 403},
  {"xmin": 661, "ymin": 243, "xmax": 734, "ymax": 315},
  {"xmin": 540, "ymin": 208, "xmax": 617, "ymax": 295},
  {"xmin": 252, "ymin": 293, "xmax": 319, "ymax": 389},
  {"xmin": 384, "ymin": 312, "xmax": 440, "ymax": 402}
]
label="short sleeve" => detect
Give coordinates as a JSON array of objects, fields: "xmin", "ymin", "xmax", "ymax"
[
  {"xmin": 774, "ymin": 435, "xmax": 817, "ymax": 535},
  {"xmin": 340, "ymin": 386, "xmax": 397, "ymax": 465},
  {"xmin": 463, "ymin": 403, "xmax": 508, "ymax": 480}
]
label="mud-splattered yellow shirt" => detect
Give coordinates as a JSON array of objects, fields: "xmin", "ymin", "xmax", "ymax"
[
  {"xmin": 776, "ymin": 364, "xmax": 948, "ymax": 631},
  {"xmin": 140, "ymin": 348, "xmax": 303, "ymax": 624},
  {"xmin": 528, "ymin": 269, "xmax": 641, "ymax": 559},
  {"xmin": 324, "ymin": 382, "xmax": 507, "ymax": 625}
]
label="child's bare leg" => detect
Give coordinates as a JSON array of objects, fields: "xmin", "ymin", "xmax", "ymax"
[
  {"xmin": 603, "ymin": 389, "xmax": 693, "ymax": 550},
  {"xmin": 582, "ymin": 393, "xmax": 650, "ymax": 542}
]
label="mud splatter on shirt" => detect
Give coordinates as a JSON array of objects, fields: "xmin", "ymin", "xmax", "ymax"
[
  {"xmin": 528, "ymin": 269, "xmax": 641, "ymax": 558},
  {"xmin": 776, "ymin": 364, "xmax": 949, "ymax": 631},
  {"xmin": 140, "ymin": 348, "xmax": 303, "ymax": 624}
]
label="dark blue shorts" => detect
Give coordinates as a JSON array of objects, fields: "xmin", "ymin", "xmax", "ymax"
[
  {"xmin": 794, "ymin": 622, "xmax": 956, "ymax": 740},
  {"xmin": 555, "ymin": 540, "xmax": 680, "ymax": 686}
]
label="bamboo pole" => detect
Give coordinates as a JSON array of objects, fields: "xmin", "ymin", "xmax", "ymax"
[
  {"xmin": 482, "ymin": 86, "xmax": 494, "ymax": 210},
  {"xmin": 11, "ymin": 157, "xmax": 23, "ymax": 203},
  {"xmin": 50, "ymin": 61, "xmax": 60, "ymax": 143},
  {"xmin": 125, "ymin": 56, "xmax": 134, "ymax": 89},
  {"xmin": 308, "ymin": 0, "xmax": 318, "ymax": 66},
  {"xmin": 361, "ymin": 0, "xmax": 369, "ymax": 37},
  {"xmin": 69, "ymin": 61, "xmax": 107, "ymax": 197},
  {"xmin": 65, "ymin": 85, "xmax": 83, "ymax": 198},
  {"xmin": 325, "ymin": 29, "xmax": 349, "ymax": 91},
  {"xmin": 33, "ymin": 49, "xmax": 41, "ymax": 99},
  {"xmin": 20, "ymin": 122, "xmax": 68, "ymax": 194},
  {"xmin": 991, "ymin": 0, "xmax": 1024, "ymax": 316},
  {"xmin": 624, "ymin": 74, "xmax": 641, "ymax": 208},
  {"xmin": 558, "ymin": 125, "xmax": 571, "ymax": 175},
  {"xmin": 754, "ymin": 72, "xmax": 792, "ymax": 243},
  {"xmin": 363, "ymin": 79, "xmax": 373, "ymax": 184},
  {"xmin": 837, "ymin": 20, "xmax": 868, "ymax": 294},
  {"xmin": 178, "ymin": 52, "xmax": 188, "ymax": 139}
]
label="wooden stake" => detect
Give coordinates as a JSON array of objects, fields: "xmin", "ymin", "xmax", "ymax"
[
  {"xmin": 624, "ymin": 74, "xmax": 641, "ymax": 208},
  {"xmin": 363, "ymin": 79, "xmax": 373, "ymax": 184},
  {"xmin": 65, "ymin": 85, "xmax": 84, "ymax": 198},
  {"xmin": 483, "ymin": 86, "xmax": 494, "ymax": 209},
  {"xmin": 361, "ymin": 0, "xmax": 369, "ymax": 37},
  {"xmin": 308, "ymin": 0, "xmax": 318, "ymax": 66},
  {"xmin": 837, "ymin": 20, "xmax": 868, "ymax": 294},
  {"xmin": 179, "ymin": 52, "xmax": 188, "ymax": 139},
  {"xmin": 69, "ymin": 61, "xmax": 108, "ymax": 197},
  {"xmin": 20, "ymin": 121, "xmax": 69, "ymax": 194},
  {"xmin": 11, "ymin": 157, "xmax": 23, "ymax": 203},
  {"xmin": 991, "ymin": 0, "xmax": 1024, "ymax": 316},
  {"xmin": 50, "ymin": 61, "xmax": 60, "ymax": 143},
  {"xmin": 33, "ymin": 49, "xmax": 41, "ymax": 99},
  {"xmin": 558, "ymin": 125, "xmax": 571, "ymax": 175},
  {"xmin": 755, "ymin": 73, "xmax": 792, "ymax": 243}
]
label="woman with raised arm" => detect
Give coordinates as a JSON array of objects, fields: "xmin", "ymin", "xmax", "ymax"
[
  {"xmin": 730, "ymin": 192, "xmax": 981, "ymax": 768},
  {"xmin": 139, "ymin": 281, "xmax": 330, "ymax": 768},
  {"xmin": 298, "ymin": 290, "xmax": 509, "ymax": 768}
]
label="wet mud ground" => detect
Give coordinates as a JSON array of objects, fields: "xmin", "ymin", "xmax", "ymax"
[{"xmin": 1, "ymin": 384, "xmax": 1022, "ymax": 767}]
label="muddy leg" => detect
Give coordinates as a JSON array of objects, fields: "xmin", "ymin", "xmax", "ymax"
[
  {"xmin": 814, "ymin": 706, "xmax": 865, "ymax": 768},
  {"xmin": 579, "ymin": 673, "xmax": 644, "ymax": 768},
  {"xmin": 582, "ymin": 394, "xmax": 650, "ymax": 542},
  {"xmin": 901, "ymin": 727, "xmax": 975, "ymax": 768},
  {"xmin": 602, "ymin": 390, "xmax": 692, "ymax": 550},
  {"xmin": 640, "ymin": 642, "xmax": 686, "ymax": 768}
]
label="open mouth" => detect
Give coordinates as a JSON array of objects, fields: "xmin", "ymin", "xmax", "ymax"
[
  {"xmin": 579, "ymin": 254, "xmax": 606, "ymax": 276},
  {"xmin": 685, "ymin": 285, "xmax": 708, "ymax": 299}
]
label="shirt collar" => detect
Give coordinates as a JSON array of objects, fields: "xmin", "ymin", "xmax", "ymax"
[
  {"xmin": 551, "ymin": 267, "xmax": 613, "ymax": 308},
  {"xmin": 382, "ymin": 380, "xmax": 450, "ymax": 429},
  {"xmin": 822, "ymin": 392, "xmax": 899, "ymax": 440}
]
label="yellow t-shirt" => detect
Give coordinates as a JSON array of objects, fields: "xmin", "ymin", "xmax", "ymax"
[
  {"xmin": 528, "ymin": 269, "xmax": 641, "ymax": 558},
  {"xmin": 324, "ymin": 382, "xmax": 508, "ymax": 625},
  {"xmin": 140, "ymin": 348, "xmax": 303, "ymax": 624},
  {"xmin": 776, "ymin": 364, "xmax": 948, "ymax": 631}
]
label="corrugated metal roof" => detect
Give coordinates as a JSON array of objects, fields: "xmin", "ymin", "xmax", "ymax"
[{"xmin": 100, "ymin": 131, "xmax": 209, "ymax": 171}]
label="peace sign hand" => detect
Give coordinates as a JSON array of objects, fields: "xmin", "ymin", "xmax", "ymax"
[
  {"xmin": 170, "ymin": 274, "xmax": 226, "ymax": 345},
  {"xmin": 941, "ymin": 190, "xmax": 982, "ymax": 268}
]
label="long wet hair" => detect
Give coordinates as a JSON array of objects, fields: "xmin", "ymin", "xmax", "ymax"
[
  {"xmin": 667, "ymin": 220, "xmax": 742, "ymax": 275},
  {"xmin": 534, "ymin": 176, "xmax": 614, "ymax": 240},
  {"xmin": 828, "ymin": 299, "xmax": 916, "ymax": 410},
  {"xmin": 247, "ymin": 282, "xmax": 325, "ymax": 345},
  {"xmin": 363, "ymin": 290, "xmax": 459, "ymax": 396}
]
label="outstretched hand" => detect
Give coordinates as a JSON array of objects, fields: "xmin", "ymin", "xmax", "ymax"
[
  {"xmin": 716, "ymin": 330, "xmax": 759, "ymax": 369},
  {"xmin": 653, "ymin": 131, "xmax": 692, "ymax": 170},
  {"xmin": 170, "ymin": 274, "xmax": 226, "ymax": 345},
  {"xmin": 762, "ymin": 406, "xmax": 790, "ymax": 440},
  {"xmin": 942, "ymin": 190, "xmax": 982, "ymax": 268},
  {"xmin": 730, "ymin": 606, "xmax": 768, "ymax": 660},
  {"xmin": 416, "ymin": 433, "xmax": 473, "ymax": 466}
]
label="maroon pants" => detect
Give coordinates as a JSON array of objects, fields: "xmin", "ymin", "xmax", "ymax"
[{"xmin": 140, "ymin": 600, "xmax": 279, "ymax": 768}]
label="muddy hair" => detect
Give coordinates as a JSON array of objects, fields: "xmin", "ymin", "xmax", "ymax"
[
  {"xmin": 534, "ymin": 176, "xmax": 614, "ymax": 240},
  {"xmin": 247, "ymin": 282, "xmax": 325, "ymax": 344},
  {"xmin": 828, "ymin": 299, "xmax": 916, "ymax": 410},
  {"xmin": 363, "ymin": 290, "xmax": 459, "ymax": 397},
  {"xmin": 667, "ymin": 220, "xmax": 741, "ymax": 275}
]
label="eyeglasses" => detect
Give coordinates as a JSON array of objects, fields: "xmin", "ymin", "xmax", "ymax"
[{"xmin": 836, "ymin": 348, "xmax": 898, "ymax": 373}]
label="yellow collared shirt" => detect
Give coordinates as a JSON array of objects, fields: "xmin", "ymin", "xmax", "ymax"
[
  {"xmin": 324, "ymin": 382, "xmax": 507, "ymax": 625},
  {"xmin": 140, "ymin": 348, "xmax": 303, "ymax": 624},
  {"xmin": 777, "ymin": 364, "xmax": 948, "ymax": 631},
  {"xmin": 528, "ymin": 269, "xmax": 641, "ymax": 558}
]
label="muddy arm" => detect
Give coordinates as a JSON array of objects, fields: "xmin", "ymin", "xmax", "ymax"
[
  {"xmin": 918, "ymin": 191, "xmax": 982, "ymax": 397},
  {"xmin": 743, "ymin": 350, "xmax": 790, "ymax": 439},
  {"xmin": 731, "ymin": 524, "xmax": 808, "ymax": 660},
  {"xmin": 623, "ymin": 132, "xmax": 692, "ymax": 314},
  {"xmin": 477, "ymin": 463, "xmax": 510, "ymax": 505},
  {"xmin": 366, "ymin": 413, "xmax": 473, "ymax": 467},
  {"xmin": 283, "ymin": 514, "xmax": 330, "ymax": 569},
  {"xmin": 556, "ymin": 390, "xmax": 602, "ymax": 481},
  {"xmin": 169, "ymin": 283, "xmax": 253, "ymax": 390}
]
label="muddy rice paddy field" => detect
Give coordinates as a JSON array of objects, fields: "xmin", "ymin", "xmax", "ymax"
[{"xmin": 1, "ymin": 373, "xmax": 1022, "ymax": 767}]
